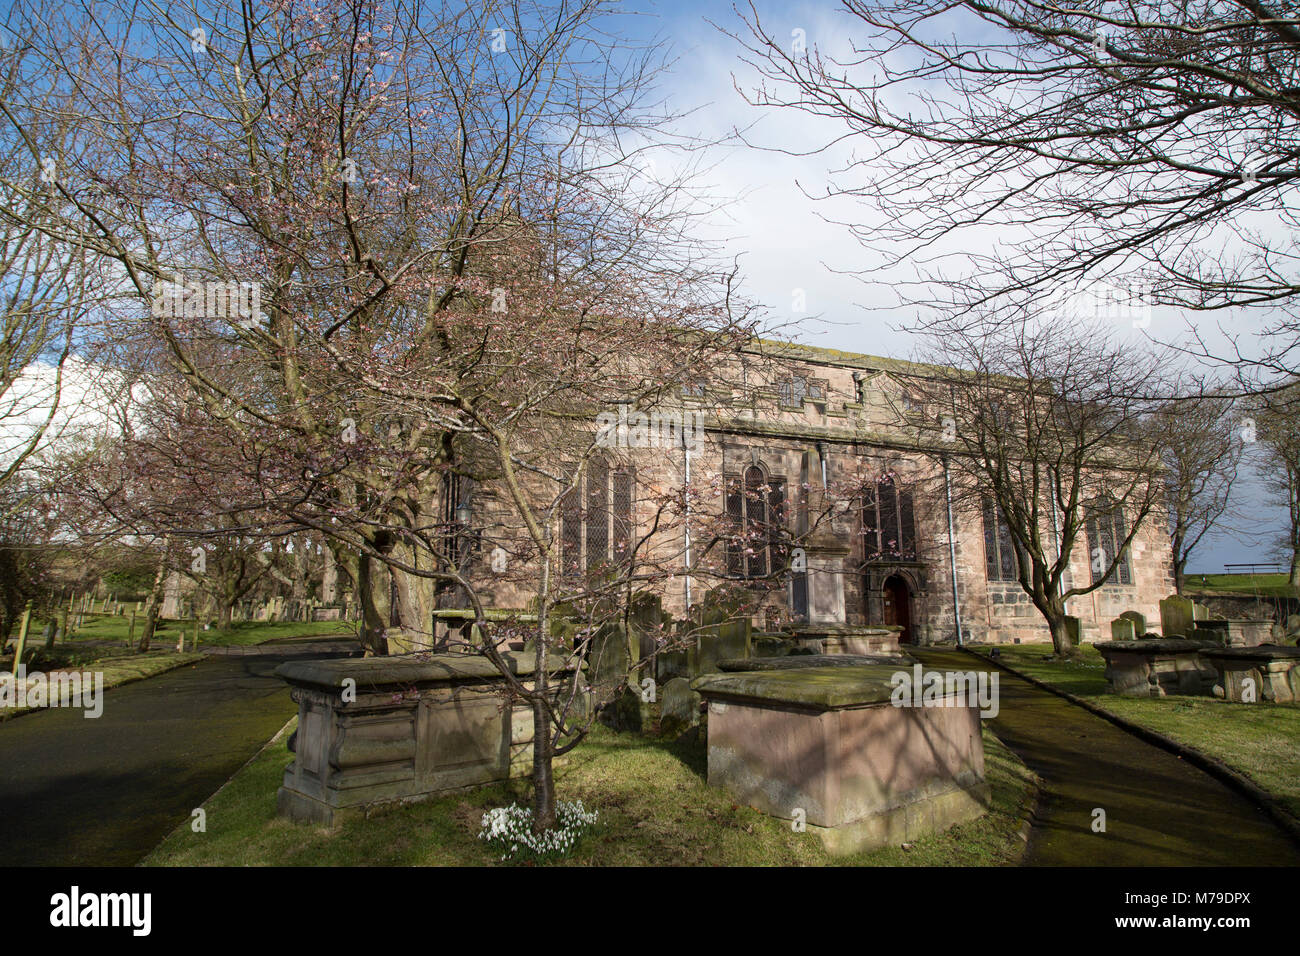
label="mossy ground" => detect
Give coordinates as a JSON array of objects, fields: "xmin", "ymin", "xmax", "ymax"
[
  {"xmin": 989, "ymin": 643, "xmax": 1300, "ymax": 819},
  {"xmin": 144, "ymin": 720, "xmax": 1037, "ymax": 867},
  {"xmin": 1, "ymin": 652, "xmax": 203, "ymax": 719},
  {"xmin": 27, "ymin": 615, "xmax": 355, "ymax": 648},
  {"xmin": 1185, "ymin": 572, "xmax": 1298, "ymax": 599}
]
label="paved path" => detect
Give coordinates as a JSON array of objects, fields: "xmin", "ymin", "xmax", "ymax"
[
  {"xmin": 916, "ymin": 649, "xmax": 1300, "ymax": 865},
  {"xmin": 0, "ymin": 640, "xmax": 357, "ymax": 866}
]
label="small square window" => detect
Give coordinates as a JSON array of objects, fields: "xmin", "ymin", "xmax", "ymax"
[{"xmin": 778, "ymin": 375, "xmax": 826, "ymax": 409}]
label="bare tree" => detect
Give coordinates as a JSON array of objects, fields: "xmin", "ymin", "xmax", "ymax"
[
  {"xmin": 1154, "ymin": 396, "xmax": 1244, "ymax": 592},
  {"xmin": 6, "ymin": 0, "xmax": 761, "ymax": 834},
  {"xmin": 729, "ymin": 0, "xmax": 1300, "ymax": 385},
  {"xmin": 909, "ymin": 319, "xmax": 1170, "ymax": 655},
  {"xmin": 0, "ymin": 17, "xmax": 88, "ymax": 506},
  {"xmin": 1251, "ymin": 380, "xmax": 1300, "ymax": 586}
]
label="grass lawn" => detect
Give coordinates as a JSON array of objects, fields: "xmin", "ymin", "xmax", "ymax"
[
  {"xmin": 36, "ymin": 615, "xmax": 356, "ymax": 648},
  {"xmin": 987, "ymin": 643, "xmax": 1300, "ymax": 819},
  {"xmin": 1185, "ymin": 572, "xmax": 1298, "ymax": 599},
  {"xmin": 143, "ymin": 720, "xmax": 1037, "ymax": 867}
]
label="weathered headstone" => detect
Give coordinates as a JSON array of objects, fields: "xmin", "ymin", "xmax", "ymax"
[
  {"xmin": 1119, "ymin": 610, "xmax": 1147, "ymax": 636},
  {"xmin": 588, "ymin": 621, "xmax": 635, "ymax": 706},
  {"xmin": 659, "ymin": 677, "xmax": 701, "ymax": 737},
  {"xmin": 629, "ymin": 593, "xmax": 671, "ymax": 664},
  {"xmin": 612, "ymin": 684, "xmax": 652, "ymax": 732},
  {"xmin": 1191, "ymin": 619, "xmax": 1230, "ymax": 646},
  {"xmin": 1285, "ymin": 614, "xmax": 1300, "ymax": 645},
  {"xmin": 1159, "ymin": 596, "xmax": 1198, "ymax": 638},
  {"xmin": 1110, "ymin": 618, "xmax": 1137, "ymax": 642},
  {"xmin": 1063, "ymin": 615, "xmax": 1084, "ymax": 648},
  {"xmin": 698, "ymin": 618, "xmax": 752, "ymax": 674}
]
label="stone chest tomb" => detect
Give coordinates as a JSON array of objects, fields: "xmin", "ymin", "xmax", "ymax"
[
  {"xmin": 275, "ymin": 652, "xmax": 581, "ymax": 825},
  {"xmin": 691, "ymin": 664, "xmax": 988, "ymax": 855}
]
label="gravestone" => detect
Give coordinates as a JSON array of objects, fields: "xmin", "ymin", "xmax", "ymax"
[
  {"xmin": 276, "ymin": 652, "xmax": 580, "ymax": 824},
  {"xmin": 1119, "ymin": 610, "xmax": 1147, "ymax": 636},
  {"xmin": 588, "ymin": 621, "xmax": 635, "ymax": 706},
  {"xmin": 629, "ymin": 593, "xmax": 671, "ymax": 662},
  {"xmin": 655, "ymin": 620, "xmax": 696, "ymax": 683},
  {"xmin": 659, "ymin": 677, "xmax": 701, "ymax": 737},
  {"xmin": 1191, "ymin": 619, "xmax": 1230, "ymax": 645},
  {"xmin": 1110, "ymin": 618, "xmax": 1137, "ymax": 642},
  {"xmin": 612, "ymin": 683, "xmax": 652, "ymax": 732},
  {"xmin": 693, "ymin": 588, "xmax": 753, "ymax": 675},
  {"xmin": 1159, "ymin": 596, "xmax": 1209, "ymax": 639},
  {"xmin": 1063, "ymin": 615, "xmax": 1084, "ymax": 648},
  {"xmin": 697, "ymin": 618, "xmax": 752, "ymax": 674}
]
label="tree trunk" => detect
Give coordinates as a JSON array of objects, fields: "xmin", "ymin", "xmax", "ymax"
[
  {"xmin": 217, "ymin": 600, "xmax": 233, "ymax": 630},
  {"xmin": 1170, "ymin": 528, "xmax": 1187, "ymax": 595},
  {"xmin": 1288, "ymin": 465, "xmax": 1299, "ymax": 588},
  {"xmin": 355, "ymin": 551, "xmax": 389, "ymax": 655},
  {"xmin": 1047, "ymin": 610, "xmax": 1076, "ymax": 657},
  {"xmin": 321, "ymin": 545, "xmax": 338, "ymax": 604},
  {"xmin": 530, "ymin": 560, "xmax": 557, "ymax": 834},
  {"xmin": 290, "ymin": 535, "xmax": 309, "ymax": 601},
  {"xmin": 531, "ymin": 695, "xmax": 556, "ymax": 833},
  {"xmin": 138, "ymin": 553, "xmax": 168, "ymax": 653}
]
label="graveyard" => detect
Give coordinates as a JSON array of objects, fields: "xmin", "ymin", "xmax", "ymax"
[
  {"xmin": 5, "ymin": 464, "xmax": 1300, "ymax": 868},
  {"xmin": 5, "ymin": 516, "xmax": 1300, "ymax": 868},
  {"xmin": 143, "ymin": 715, "xmax": 1038, "ymax": 867},
  {"xmin": 123, "ymin": 583, "xmax": 1300, "ymax": 867},
  {"xmin": 14, "ymin": 576, "xmax": 1268, "ymax": 867},
  {"xmin": 3, "ymin": 2, "xmax": 1300, "ymax": 915}
]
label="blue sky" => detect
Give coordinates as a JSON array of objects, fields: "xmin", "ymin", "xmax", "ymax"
[{"xmin": 604, "ymin": 0, "xmax": 1292, "ymax": 573}]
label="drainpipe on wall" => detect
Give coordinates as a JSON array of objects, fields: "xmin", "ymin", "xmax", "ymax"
[
  {"xmin": 683, "ymin": 428, "xmax": 692, "ymax": 612},
  {"xmin": 943, "ymin": 454, "xmax": 964, "ymax": 646}
]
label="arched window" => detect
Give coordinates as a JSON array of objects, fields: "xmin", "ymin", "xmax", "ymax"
[
  {"xmin": 862, "ymin": 475, "xmax": 916, "ymax": 561},
  {"xmin": 559, "ymin": 461, "xmax": 634, "ymax": 581},
  {"xmin": 1086, "ymin": 497, "xmax": 1132, "ymax": 585},
  {"xmin": 982, "ymin": 496, "xmax": 1019, "ymax": 582},
  {"xmin": 725, "ymin": 464, "xmax": 786, "ymax": 578}
]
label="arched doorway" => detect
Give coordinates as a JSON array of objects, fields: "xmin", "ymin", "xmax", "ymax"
[{"xmin": 882, "ymin": 574, "xmax": 913, "ymax": 645}]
